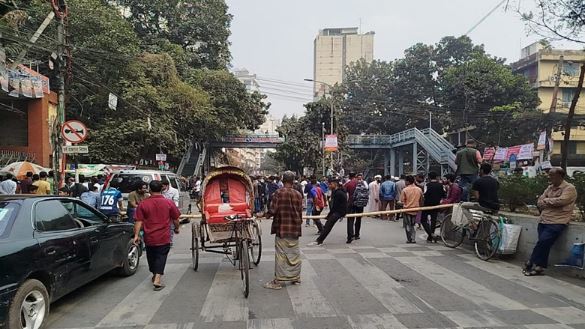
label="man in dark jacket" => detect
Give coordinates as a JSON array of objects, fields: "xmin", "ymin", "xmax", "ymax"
[
  {"xmin": 308, "ymin": 177, "xmax": 348, "ymax": 246},
  {"xmin": 422, "ymin": 171, "xmax": 445, "ymax": 242}
]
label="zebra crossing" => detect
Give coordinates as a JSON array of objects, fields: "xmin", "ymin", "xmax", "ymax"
[{"xmin": 45, "ymin": 220, "xmax": 585, "ymax": 329}]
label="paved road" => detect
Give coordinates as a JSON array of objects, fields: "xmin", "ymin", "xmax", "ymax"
[{"xmin": 45, "ymin": 217, "xmax": 585, "ymax": 329}]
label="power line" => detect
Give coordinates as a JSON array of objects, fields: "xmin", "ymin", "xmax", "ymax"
[{"xmin": 464, "ymin": 0, "xmax": 508, "ymax": 35}]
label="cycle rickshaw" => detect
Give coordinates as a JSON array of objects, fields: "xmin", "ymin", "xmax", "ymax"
[{"xmin": 191, "ymin": 166, "xmax": 262, "ymax": 298}]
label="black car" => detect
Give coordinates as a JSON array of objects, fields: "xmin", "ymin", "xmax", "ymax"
[{"xmin": 0, "ymin": 196, "xmax": 139, "ymax": 329}]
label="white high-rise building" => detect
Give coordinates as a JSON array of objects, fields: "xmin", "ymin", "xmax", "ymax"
[{"xmin": 313, "ymin": 27, "xmax": 374, "ymax": 97}]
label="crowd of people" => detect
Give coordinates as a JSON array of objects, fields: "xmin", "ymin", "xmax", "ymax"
[{"xmin": 263, "ymin": 139, "xmax": 578, "ymax": 290}]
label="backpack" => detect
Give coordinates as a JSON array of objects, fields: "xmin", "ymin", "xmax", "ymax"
[
  {"xmin": 353, "ymin": 182, "xmax": 369, "ymax": 207},
  {"xmin": 314, "ymin": 186, "xmax": 325, "ymax": 210}
]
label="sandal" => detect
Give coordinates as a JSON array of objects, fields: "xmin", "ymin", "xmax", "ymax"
[
  {"xmin": 263, "ymin": 280, "xmax": 283, "ymax": 290},
  {"xmin": 153, "ymin": 284, "xmax": 166, "ymax": 291},
  {"xmin": 523, "ymin": 267, "xmax": 544, "ymax": 276}
]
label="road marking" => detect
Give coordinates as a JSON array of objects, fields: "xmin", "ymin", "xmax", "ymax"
[
  {"xmin": 199, "ymin": 261, "xmax": 249, "ymax": 322},
  {"xmin": 395, "ymin": 256, "xmax": 527, "ymax": 311},
  {"xmin": 459, "ymin": 253, "xmax": 585, "ymax": 308},
  {"xmin": 144, "ymin": 323, "xmax": 195, "ymax": 329},
  {"xmin": 248, "ymin": 318, "xmax": 294, "ymax": 329},
  {"xmin": 440, "ymin": 311, "xmax": 507, "ymax": 327},
  {"xmin": 302, "ymin": 253, "xmax": 336, "ymax": 260},
  {"xmin": 348, "ymin": 314, "xmax": 408, "ymax": 329},
  {"xmin": 533, "ymin": 307, "xmax": 585, "ymax": 324},
  {"xmin": 286, "ymin": 259, "xmax": 337, "ymax": 317},
  {"xmin": 96, "ymin": 264, "xmax": 187, "ymax": 327},
  {"xmin": 337, "ymin": 257, "xmax": 421, "ymax": 314},
  {"xmin": 358, "ymin": 252, "xmax": 390, "ymax": 258}
]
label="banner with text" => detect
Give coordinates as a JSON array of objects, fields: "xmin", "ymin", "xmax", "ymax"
[{"xmin": 324, "ymin": 134, "xmax": 338, "ymax": 152}]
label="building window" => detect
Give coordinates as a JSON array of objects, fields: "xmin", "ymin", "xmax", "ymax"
[
  {"xmin": 563, "ymin": 63, "xmax": 580, "ymax": 76},
  {"xmin": 568, "ymin": 141, "xmax": 578, "ymax": 155},
  {"xmin": 562, "ymin": 88, "xmax": 576, "ymax": 104}
]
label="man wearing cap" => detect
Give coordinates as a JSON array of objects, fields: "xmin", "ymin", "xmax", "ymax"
[
  {"xmin": 308, "ymin": 177, "xmax": 348, "ymax": 246},
  {"xmin": 365, "ymin": 175, "xmax": 382, "ymax": 214},
  {"xmin": 456, "ymin": 139, "xmax": 482, "ymax": 201}
]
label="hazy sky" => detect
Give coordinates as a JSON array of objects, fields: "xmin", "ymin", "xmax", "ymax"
[{"xmin": 226, "ymin": 0, "xmax": 578, "ymax": 119}]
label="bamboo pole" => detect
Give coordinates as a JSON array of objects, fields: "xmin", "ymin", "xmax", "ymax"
[{"xmin": 174, "ymin": 204, "xmax": 455, "ymax": 221}]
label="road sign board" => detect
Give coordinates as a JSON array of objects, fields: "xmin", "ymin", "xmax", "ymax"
[
  {"xmin": 63, "ymin": 145, "xmax": 89, "ymax": 154},
  {"xmin": 156, "ymin": 153, "xmax": 167, "ymax": 161},
  {"xmin": 62, "ymin": 120, "xmax": 88, "ymax": 144}
]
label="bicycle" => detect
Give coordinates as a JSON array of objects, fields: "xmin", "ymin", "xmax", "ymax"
[
  {"xmin": 440, "ymin": 206, "xmax": 502, "ymax": 261},
  {"xmin": 192, "ymin": 214, "xmax": 261, "ymax": 299}
]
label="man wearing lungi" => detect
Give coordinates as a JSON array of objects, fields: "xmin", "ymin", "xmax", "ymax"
[
  {"xmin": 134, "ymin": 180, "xmax": 181, "ymax": 291},
  {"xmin": 264, "ymin": 171, "xmax": 303, "ymax": 290}
]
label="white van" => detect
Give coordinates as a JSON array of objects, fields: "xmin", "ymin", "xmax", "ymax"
[{"xmin": 105, "ymin": 170, "xmax": 190, "ymax": 213}]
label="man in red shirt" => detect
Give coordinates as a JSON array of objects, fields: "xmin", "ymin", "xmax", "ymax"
[{"xmin": 134, "ymin": 180, "xmax": 181, "ymax": 291}]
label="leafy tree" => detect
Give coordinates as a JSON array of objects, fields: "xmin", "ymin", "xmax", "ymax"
[
  {"xmin": 521, "ymin": 0, "xmax": 585, "ymax": 43},
  {"xmin": 273, "ymin": 114, "xmax": 322, "ymax": 174},
  {"xmin": 440, "ymin": 53, "xmax": 541, "ymax": 145},
  {"xmin": 87, "ymin": 53, "xmax": 213, "ymax": 163},
  {"xmin": 117, "ymin": 0, "xmax": 232, "ymax": 69},
  {"xmin": 3, "ymin": 0, "xmax": 267, "ymax": 166},
  {"xmin": 189, "ymin": 69, "xmax": 269, "ymax": 133},
  {"xmin": 338, "ymin": 36, "xmax": 540, "ymax": 146}
]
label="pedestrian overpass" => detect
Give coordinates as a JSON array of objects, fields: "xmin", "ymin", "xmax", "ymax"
[
  {"xmin": 346, "ymin": 128, "xmax": 457, "ymax": 176},
  {"xmin": 177, "ymin": 135, "xmax": 284, "ymax": 177}
]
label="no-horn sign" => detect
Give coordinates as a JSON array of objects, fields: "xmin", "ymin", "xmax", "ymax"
[{"xmin": 61, "ymin": 120, "xmax": 88, "ymax": 144}]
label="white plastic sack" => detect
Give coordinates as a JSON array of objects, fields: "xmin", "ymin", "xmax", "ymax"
[
  {"xmin": 498, "ymin": 223, "xmax": 522, "ymax": 254},
  {"xmin": 451, "ymin": 204, "xmax": 468, "ymax": 226}
]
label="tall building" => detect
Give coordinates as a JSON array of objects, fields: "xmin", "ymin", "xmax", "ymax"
[
  {"xmin": 511, "ymin": 42, "xmax": 585, "ymax": 166},
  {"xmin": 313, "ymin": 27, "xmax": 374, "ymax": 97},
  {"xmin": 231, "ymin": 69, "xmax": 281, "ymax": 174},
  {"xmin": 234, "ymin": 68, "xmax": 260, "ymax": 93}
]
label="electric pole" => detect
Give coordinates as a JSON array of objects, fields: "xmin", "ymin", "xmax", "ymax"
[
  {"xmin": 544, "ymin": 55, "xmax": 564, "ymax": 161},
  {"xmin": 51, "ymin": 0, "xmax": 68, "ymax": 193},
  {"xmin": 561, "ymin": 63, "xmax": 585, "ymax": 170}
]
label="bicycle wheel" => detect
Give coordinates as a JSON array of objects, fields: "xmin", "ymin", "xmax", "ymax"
[
  {"xmin": 474, "ymin": 219, "xmax": 501, "ymax": 261},
  {"xmin": 239, "ymin": 239, "xmax": 250, "ymax": 298},
  {"xmin": 249, "ymin": 222, "xmax": 262, "ymax": 266},
  {"xmin": 440, "ymin": 214, "xmax": 465, "ymax": 248},
  {"xmin": 191, "ymin": 225, "xmax": 199, "ymax": 271}
]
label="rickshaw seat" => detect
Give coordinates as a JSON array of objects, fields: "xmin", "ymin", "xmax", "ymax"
[{"xmin": 204, "ymin": 203, "xmax": 251, "ymax": 224}]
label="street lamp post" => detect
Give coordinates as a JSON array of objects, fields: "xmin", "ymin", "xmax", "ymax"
[
  {"xmin": 321, "ymin": 122, "xmax": 326, "ymax": 177},
  {"xmin": 305, "ymin": 79, "xmax": 335, "ymax": 175}
]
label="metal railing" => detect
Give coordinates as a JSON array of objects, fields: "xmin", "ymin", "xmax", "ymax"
[{"xmin": 347, "ymin": 128, "xmax": 457, "ymax": 171}]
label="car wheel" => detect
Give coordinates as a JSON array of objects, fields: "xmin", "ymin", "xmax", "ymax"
[
  {"xmin": 116, "ymin": 241, "xmax": 140, "ymax": 276},
  {"xmin": 8, "ymin": 279, "xmax": 49, "ymax": 329}
]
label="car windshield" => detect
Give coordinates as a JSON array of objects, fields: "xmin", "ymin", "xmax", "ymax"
[
  {"xmin": 0, "ymin": 201, "xmax": 19, "ymax": 238},
  {"xmin": 112, "ymin": 174, "xmax": 153, "ymax": 194}
]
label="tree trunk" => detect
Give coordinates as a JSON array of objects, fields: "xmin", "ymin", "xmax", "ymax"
[{"xmin": 561, "ymin": 63, "xmax": 585, "ymax": 171}]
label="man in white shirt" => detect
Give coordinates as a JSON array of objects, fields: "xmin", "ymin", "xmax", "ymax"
[
  {"xmin": 162, "ymin": 180, "xmax": 180, "ymax": 207},
  {"xmin": 0, "ymin": 174, "xmax": 17, "ymax": 194},
  {"xmin": 162, "ymin": 179, "xmax": 181, "ymax": 246}
]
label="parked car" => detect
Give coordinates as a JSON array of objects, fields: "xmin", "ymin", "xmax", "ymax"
[
  {"xmin": 0, "ymin": 195, "xmax": 139, "ymax": 329},
  {"xmin": 104, "ymin": 170, "xmax": 190, "ymax": 213}
]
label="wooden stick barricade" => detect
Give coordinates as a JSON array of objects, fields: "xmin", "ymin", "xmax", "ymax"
[
  {"xmin": 173, "ymin": 203, "xmax": 455, "ymax": 220},
  {"xmin": 302, "ymin": 203, "xmax": 454, "ymax": 220}
]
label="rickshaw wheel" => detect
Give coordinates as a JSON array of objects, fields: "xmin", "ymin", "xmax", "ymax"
[
  {"xmin": 240, "ymin": 239, "xmax": 250, "ymax": 298},
  {"xmin": 250, "ymin": 222, "xmax": 262, "ymax": 266},
  {"xmin": 191, "ymin": 226, "xmax": 199, "ymax": 271}
]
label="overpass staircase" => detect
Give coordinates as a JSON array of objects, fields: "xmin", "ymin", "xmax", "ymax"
[
  {"xmin": 346, "ymin": 128, "xmax": 456, "ymax": 176},
  {"xmin": 177, "ymin": 142, "xmax": 207, "ymax": 177}
]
